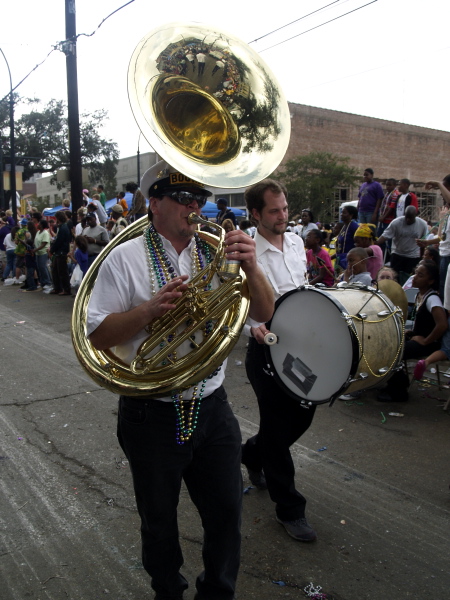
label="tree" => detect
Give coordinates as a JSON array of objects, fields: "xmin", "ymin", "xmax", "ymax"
[
  {"xmin": 273, "ymin": 152, "xmax": 360, "ymax": 222},
  {"xmin": 0, "ymin": 97, "xmax": 119, "ymax": 197}
]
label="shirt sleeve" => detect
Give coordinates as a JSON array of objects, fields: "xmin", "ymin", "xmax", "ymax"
[
  {"xmin": 376, "ymin": 182, "xmax": 384, "ymax": 200},
  {"xmin": 381, "ymin": 222, "xmax": 395, "ymax": 240},
  {"xmin": 86, "ymin": 254, "xmax": 134, "ymax": 336},
  {"xmin": 320, "ymin": 250, "xmax": 333, "ymax": 270},
  {"xmin": 101, "ymin": 228, "xmax": 110, "ymax": 243},
  {"xmin": 426, "ymin": 294, "xmax": 443, "ymax": 312}
]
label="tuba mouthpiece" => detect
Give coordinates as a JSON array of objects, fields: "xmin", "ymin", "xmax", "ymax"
[{"xmin": 188, "ymin": 212, "xmax": 208, "ymax": 226}]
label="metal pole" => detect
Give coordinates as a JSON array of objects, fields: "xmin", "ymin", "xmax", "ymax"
[
  {"xmin": 65, "ymin": 0, "xmax": 83, "ymax": 219},
  {"xmin": 0, "ymin": 49, "xmax": 17, "ymax": 222},
  {"xmin": 137, "ymin": 132, "xmax": 141, "ymax": 185},
  {"xmin": 0, "ymin": 138, "xmax": 4, "ymax": 210}
]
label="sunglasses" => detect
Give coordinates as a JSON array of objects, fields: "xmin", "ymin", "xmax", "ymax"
[{"xmin": 166, "ymin": 191, "xmax": 208, "ymax": 208}]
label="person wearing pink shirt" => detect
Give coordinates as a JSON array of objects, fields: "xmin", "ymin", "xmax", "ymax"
[{"xmin": 353, "ymin": 223, "xmax": 383, "ymax": 281}]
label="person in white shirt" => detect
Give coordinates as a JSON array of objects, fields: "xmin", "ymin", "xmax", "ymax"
[
  {"xmin": 417, "ymin": 174, "xmax": 450, "ymax": 298},
  {"xmin": 376, "ymin": 206, "xmax": 428, "ymax": 283},
  {"xmin": 300, "ymin": 209, "xmax": 318, "ymax": 240},
  {"xmin": 86, "ymin": 160, "xmax": 273, "ymax": 600},
  {"xmin": 241, "ymin": 178, "xmax": 318, "ymax": 543},
  {"xmin": 83, "ymin": 190, "xmax": 108, "ymax": 226},
  {"xmin": 196, "ymin": 51, "xmax": 206, "ymax": 75}
]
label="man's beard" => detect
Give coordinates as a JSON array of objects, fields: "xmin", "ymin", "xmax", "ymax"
[{"xmin": 270, "ymin": 222, "xmax": 287, "ymax": 235}]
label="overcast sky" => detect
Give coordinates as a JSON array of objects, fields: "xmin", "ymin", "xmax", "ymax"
[{"xmin": 2, "ymin": 0, "xmax": 449, "ymax": 161}]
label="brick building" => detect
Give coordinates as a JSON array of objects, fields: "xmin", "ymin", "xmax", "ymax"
[
  {"xmin": 34, "ymin": 103, "xmax": 450, "ymax": 220},
  {"xmin": 286, "ymin": 103, "xmax": 450, "ymax": 222}
]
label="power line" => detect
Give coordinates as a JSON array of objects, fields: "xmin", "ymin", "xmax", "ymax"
[
  {"xmin": 75, "ymin": 0, "xmax": 135, "ymax": 41},
  {"xmin": 259, "ymin": 0, "xmax": 379, "ymax": 53},
  {"xmin": 247, "ymin": 0, "xmax": 343, "ymax": 44},
  {"xmin": 0, "ymin": 1, "xmax": 135, "ymax": 105},
  {"xmin": 0, "ymin": 46, "xmax": 59, "ymax": 104},
  {"xmin": 299, "ymin": 43, "xmax": 450, "ymax": 93}
]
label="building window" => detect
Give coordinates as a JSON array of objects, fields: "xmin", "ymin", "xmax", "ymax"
[
  {"xmin": 229, "ymin": 193, "xmax": 245, "ymax": 207},
  {"xmin": 417, "ymin": 191, "xmax": 438, "ymax": 224}
]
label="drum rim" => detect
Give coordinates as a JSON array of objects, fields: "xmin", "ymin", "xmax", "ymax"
[{"xmin": 264, "ymin": 286, "xmax": 361, "ymax": 406}]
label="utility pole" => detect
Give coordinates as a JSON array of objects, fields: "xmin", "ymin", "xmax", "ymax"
[
  {"xmin": 0, "ymin": 49, "xmax": 17, "ymax": 219},
  {"xmin": 64, "ymin": 0, "xmax": 82, "ymax": 218},
  {"xmin": 0, "ymin": 138, "xmax": 4, "ymax": 210}
]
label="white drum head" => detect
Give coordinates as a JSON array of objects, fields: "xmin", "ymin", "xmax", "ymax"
[{"xmin": 268, "ymin": 289, "xmax": 354, "ymax": 402}]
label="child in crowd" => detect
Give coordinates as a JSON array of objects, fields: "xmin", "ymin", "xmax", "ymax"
[
  {"xmin": 305, "ymin": 229, "xmax": 335, "ymax": 287},
  {"xmin": 414, "ymin": 260, "xmax": 450, "ymax": 379},
  {"xmin": 403, "ymin": 247, "xmax": 440, "ymax": 290},
  {"xmin": 71, "ymin": 235, "xmax": 89, "ymax": 278},
  {"xmin": 376, "ymin": 266, "xmax": 398, "ymax": 282},
  {"xmin": 379, "ymin": 261, "xmax": 447, "ymax": 400},
  {"xmin": 221, "ymin": 218, "xmax": 235, "ymax": 233},
  {"xmin": 340, "ymin": 247, "xmax": 372, "ymax": 286},
  {"xmin": 352, "ymin": 223, "xmax": 383, "ymax": 281}
]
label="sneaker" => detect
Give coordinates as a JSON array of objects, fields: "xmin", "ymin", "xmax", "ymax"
[
  {"xmin": 18, "ymin": 274, "xmax": 26, "ymax": 282},
  {"xmin": 13, "ymin": 278, "xmax": 21, "ymax": 285},
  {"xmin": 20, "ymin": 284, "xmax": 28, "ymax": 290},
  {"xmin": 276, "ymin": 516, "xmax": 317, "ymax": 542},
  {"xmin": 22, "ymin": 287, "xmax": 41, "ymax": 292},
  {"xmin": 413, "ymin": 359, "xmax": 427, "ymax": 380},
  {"xmin": 42, "ymin": 284, "xmax": 52, "ymax": 290},
  {"xmin": 3, "ymin": 278, "xmax": 15, "ymax": 286},
  {"xmin": 43, "ymin": 287, "xmax": 54, "ymax": 294},
  {"xmin": 338, "ymin": 393, "xmax": 359, "ymax": 401},
  {"xmin": 246, "ymin": 467, "xmax": 267, "ymax": 490}
]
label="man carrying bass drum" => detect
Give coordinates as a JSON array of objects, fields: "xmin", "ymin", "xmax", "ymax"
[{"xmin": 241, "ymin": 178, "xmax": 318, "ymax": 542}]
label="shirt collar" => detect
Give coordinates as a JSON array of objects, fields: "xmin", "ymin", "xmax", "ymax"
[{"xmin": 254, "ymin": 229, "xmax": 297, "ymax": 258}]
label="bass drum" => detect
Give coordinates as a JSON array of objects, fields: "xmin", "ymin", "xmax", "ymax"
[{"xmin": 264, "ymin": 286, "xmax": 405, "ymax": 405}]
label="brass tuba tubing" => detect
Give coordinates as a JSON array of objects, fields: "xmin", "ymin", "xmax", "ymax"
[
  {"xmin": 71, "ymin": 214, "xmax": 251, "ymax": 397},
  {"xmin": 72, "ymin": 21, "xmax": 291, "ymax": 397}
]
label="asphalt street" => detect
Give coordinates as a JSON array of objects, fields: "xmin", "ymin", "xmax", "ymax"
[{"xmin": 0, "ymin": 283, "xmax": 449, "ymax": 600}]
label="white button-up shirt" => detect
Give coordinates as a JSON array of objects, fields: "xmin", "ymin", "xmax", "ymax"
[{"xmin": 245, "ymin": 230, "xmax": 307, "ymax": 333}]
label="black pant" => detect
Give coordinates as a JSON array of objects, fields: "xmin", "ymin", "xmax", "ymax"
[
  {"xmin": 117, "ymin": 386, "xmax": 242, "ymax": 599},
  {"xmin": 242, "ymin": 339, "xmax": 316, "ymax": 521},
  {"xmin": 390, "ymin": 254, "xmax": 420, "ymax": 280},
  {"xmin": 51, "ymin": 254, "xmax": 70, "ymax": 293}
]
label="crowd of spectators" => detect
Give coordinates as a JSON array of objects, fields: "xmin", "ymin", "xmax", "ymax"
[
  {"xmin": 0, "ymin": 183, "xmax": 145, "ymax": 296},
  {"xmin": 270, "ymin": 169, "xmax": 450, "ymax": 403},
  {"xmin": 1, "ymin": 171, "xmax": 450, "ymax": 403}
]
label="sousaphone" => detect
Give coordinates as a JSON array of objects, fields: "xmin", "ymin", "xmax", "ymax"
[{"xmin": 71, "ymin": 22, "xmax": 291, "ymax": 396}]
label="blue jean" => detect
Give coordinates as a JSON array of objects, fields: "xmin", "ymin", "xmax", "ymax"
[
  {"xmin": 358, "ymin": 211, "xmax": 375, "ymax": 224},
  {"xmin": 25, "ymin": 254, "xmax": 38, "ymax": 290},
  {"xmin": 3, "ymin": 249, "xmax": 15, "ymax": 279},
  {"xmin": 36, "ymin": 253, "xmax": 52, "ymax": 287},
  {"xmin": 117, "ymin": 386, "xmax": 242, "ymax": 600}
]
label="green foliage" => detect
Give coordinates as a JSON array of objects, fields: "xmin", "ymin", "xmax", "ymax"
[
  {"xmin": 273, "ymin": 151, "xmax": 360, "ymax": 222},
  {"xmin": 0, "ymin": 96, "xmax": 119, "ymax": 197}
]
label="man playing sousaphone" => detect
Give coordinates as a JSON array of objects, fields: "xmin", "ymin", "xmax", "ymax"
[{"xmin": 86, "ymin": 161, "xmax": 274, "ymax": 600}]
